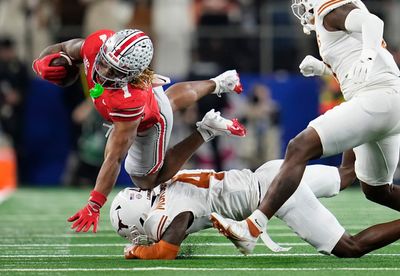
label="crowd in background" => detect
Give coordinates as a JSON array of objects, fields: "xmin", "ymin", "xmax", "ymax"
[{"xmin": 0, "ymin": 0, "xmax": 399, "ymax": 186}]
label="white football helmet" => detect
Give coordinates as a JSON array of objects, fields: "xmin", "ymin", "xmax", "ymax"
[
  {"xmin": 110, "ymin": 188, "xmax": 154, "ymax": 243},
  {"xmin": 291, "ymin": 0, "xmax": 317, "ymax": 34},
  {"xmin": 94, "ymin": 29, "xmax": 153, "ymax": 89}
]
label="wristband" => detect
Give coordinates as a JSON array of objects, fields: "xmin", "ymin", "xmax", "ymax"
[{"xmin": 89, "ymin": 190, "xmax": 107, "ymax": 207}]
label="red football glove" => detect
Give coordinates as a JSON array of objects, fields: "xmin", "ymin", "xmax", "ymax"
[
  {"xmin": 67, "ymin": 190, "xmax": 107, "ymax": 233},
  {"xmin": 32, "ymin": 52, "xmax": 67, "ymax": 83}
]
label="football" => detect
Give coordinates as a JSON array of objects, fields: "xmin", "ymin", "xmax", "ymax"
[{"xmin": 49, "ymin": 55, "xmax": 80, "ymax": 87}]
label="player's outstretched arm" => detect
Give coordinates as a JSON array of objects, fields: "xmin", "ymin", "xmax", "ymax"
[
  {"xmin": 125, "ymin": 212, "xmax": 194, "ymax": 260},
  {"xmin": 68, "ymin": 120, "xmax": 140, "ymax": 233},
  {"xmin": 95, "ymin": 120, "xmax": 140, "ymax": 195}
]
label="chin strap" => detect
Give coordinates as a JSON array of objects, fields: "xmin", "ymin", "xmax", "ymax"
[{"xmin": 127, "ymin": 227, "xmax": 153, "ymax": 246}]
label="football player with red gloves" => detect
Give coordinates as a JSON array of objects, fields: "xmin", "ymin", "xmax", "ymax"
[
  {"xmin": 33, "ymin": 29, "xmax": 243, "ymax": 233},
  {"xmin": 32, "ymin": 52, "xmax": 68, "ymax": 84}
]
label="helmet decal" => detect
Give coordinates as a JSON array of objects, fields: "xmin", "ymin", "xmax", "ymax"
[
  {"xmin": 109, "ymin": 188, "xmax": 154, "ymax": 239},
  {"xmin": 112, "ymin": 31, "xmax": 147, "ymax": 58},
  {"xmin": 94, "ymin": 29, "xmax": 153, "ymax": 89}
]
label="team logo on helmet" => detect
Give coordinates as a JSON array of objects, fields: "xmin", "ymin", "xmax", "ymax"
[{"xmin": 109, "ymin": 188, "xmax": 153, "ymax": 240}]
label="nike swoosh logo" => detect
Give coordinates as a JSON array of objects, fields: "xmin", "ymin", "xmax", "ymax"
[
  {"xmin": 229, "ymin": 125, "xmax": 241, "ymax": 131},
  {"xmin": 254, "ymin": 219, "xmax": 262, "ymax": 228}
]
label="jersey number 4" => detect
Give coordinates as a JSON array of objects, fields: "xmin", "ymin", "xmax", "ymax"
[{"xmin": 172, "ymin": 172, "xmax": 225, "ymax": 189}]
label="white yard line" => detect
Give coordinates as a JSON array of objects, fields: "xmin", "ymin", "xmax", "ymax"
[
  {"xmin": 0, "ymin": 243, "xmax": 307, "ymax": 247},
  {"xmin": 1, "ymin": 253, "xmax": 400, "ymax": 258},
  {"xmin": 0, "ymin": 230, "xmax": 377, "ymax": 238},
  {"xmin": 0, "ymin": 242, "xmax": 398, "ymax": 247},
  {"xmin": 1, "ymin": 267, "xmax": 400, "ymax": 272}
]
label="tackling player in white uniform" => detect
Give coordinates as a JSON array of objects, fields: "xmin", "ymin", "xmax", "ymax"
[
  {"xmin": 110, "ymin": 133, "xmax": 400, "ymax": 260},
  {"xmin": 112, "ymin": 163, "xmax": 345, "ymax": 259},
  {"xmin": 210, "ymin": 0, "xmax": 400, "ymax": 258}
]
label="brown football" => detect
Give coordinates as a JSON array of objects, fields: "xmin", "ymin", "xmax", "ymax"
[{"xmin": 49, "ymin": 56, "xmax": 80, "ymax": 87}]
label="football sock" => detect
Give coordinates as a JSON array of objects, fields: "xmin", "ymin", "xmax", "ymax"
[{"xmin": 247, "ymin": 209, "xmax": 268, "ymax": 237}]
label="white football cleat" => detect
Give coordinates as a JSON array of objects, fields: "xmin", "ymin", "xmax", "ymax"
[
  {"xmin": 210, "ymin": 212, "xmax": 257, "ymax": 255},
  {"xmin": 211, "ymin": 212, "xmax": 292, "ymax": 254},
  {"xmin": 210, "ymin": 70, "xmax": 243, "ymax": 96},
  {"xmin": 196, "ymin": 109, "xmax": 246, "ymax": 142}
]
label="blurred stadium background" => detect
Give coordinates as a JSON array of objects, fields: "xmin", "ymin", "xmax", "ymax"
[{"xmin": 1, "ymin": 0, "xmax": 400, "ymax": 274}]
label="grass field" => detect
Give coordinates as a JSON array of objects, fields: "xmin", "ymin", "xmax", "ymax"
[{"xmin": 0, "ymin": 187, "xmax": 399, "ymax": 275}]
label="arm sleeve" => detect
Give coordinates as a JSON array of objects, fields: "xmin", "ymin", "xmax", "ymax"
[
  {"xmin": 125, "ymin": 240, "xmax": 180, "ymax": 260},
  {"xmin": 344, "ymin": 8, "xmax": 384, "ymax": 51}
]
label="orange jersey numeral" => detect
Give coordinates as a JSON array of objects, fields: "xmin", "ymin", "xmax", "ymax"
[{"xmin": 172, "ymin": 171, "xmax": 225, "ymax": 189}]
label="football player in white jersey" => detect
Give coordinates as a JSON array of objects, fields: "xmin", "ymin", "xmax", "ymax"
[
  {"xmin": 111, "ymin": 135, "xmax": 400, "ymax": 259},
  {"xmin": 209, "ymin": 0, "xmax": 400, "ymax": 257}
]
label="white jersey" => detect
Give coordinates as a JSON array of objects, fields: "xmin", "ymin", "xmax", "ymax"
[
  {"xmin": 143, "ymin": 161, "xmax": 345, "ymax": 254},
  {"xmin": 143, "ymin": 168, "xmax": 259, "ymax": 241},
  {"xmin": 315, "ymin": 0, "xmax": 400, "ymax": 100}
]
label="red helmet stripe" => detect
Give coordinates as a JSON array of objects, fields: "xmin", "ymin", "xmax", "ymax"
[{"xmin": 113, "ymin": 31, "xmax": 146, "ymax": 57}]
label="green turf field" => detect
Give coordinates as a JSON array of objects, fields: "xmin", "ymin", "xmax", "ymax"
[{"xmin": 0, "ymin": 187, "xmax": 399, "ymax": 275}]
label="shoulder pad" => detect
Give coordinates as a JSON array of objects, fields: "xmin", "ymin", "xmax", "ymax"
[
  {"xmin": 81, "ymin": 29, "xmax": 115, "ymax": 57},
  {"xmin": 84, "ymin": 29, "xmax": 115, "ymax": 45}
]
